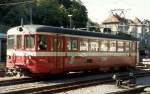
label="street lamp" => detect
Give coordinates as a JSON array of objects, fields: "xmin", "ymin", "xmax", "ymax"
[{"xmin": 68, "ymin": 15, "xmax": 72, "ymax": 28}]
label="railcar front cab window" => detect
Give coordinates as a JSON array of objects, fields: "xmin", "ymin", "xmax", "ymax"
[
  {"xmin": 16, "ymin": 35, "xmax": 22, "ymax": 49},
  {"xmin": 7, "ymin": 35, "xmax": 14, "ymax": 49},
  {"xmin": 38, "ymin": 35, "xmax": 47, "ymax": 50},
  {"xmin": 25, "ymin": 35, "xmax": 35, "ymax": 49}
]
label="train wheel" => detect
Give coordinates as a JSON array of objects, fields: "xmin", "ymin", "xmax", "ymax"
[
  {"xmin": 113, "ymin": 67, "xmax": 119, "ymax": 72},
  {"xmin": 16, "ymin": 71, "xmax": 24, "ymax": 78},
  {"xmin": 5, "ymin": 69, "xmax": 15, "ymax": 77}
]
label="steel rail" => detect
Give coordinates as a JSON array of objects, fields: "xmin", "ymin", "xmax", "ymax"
[{"xmin": 1, "ymin": 71, "xmax": 150, "ymax": 94}]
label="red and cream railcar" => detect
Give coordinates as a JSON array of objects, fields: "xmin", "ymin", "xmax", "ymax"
[{"xmin": 6, "ymin": 25, "xmax": 139, "ymax": 75}]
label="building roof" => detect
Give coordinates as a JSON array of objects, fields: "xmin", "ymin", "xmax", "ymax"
[
  {"xmin": 103, "ymin": 14, "xmax": 127, "ymax": 24},
  {"xmin": 127, "ymin": 19, "xmax": 135, "ymax": 25},
  {"xmin": 102, "ymin": 14, "xmax": 143, "ymax": 27},
  {"xmin": 133, "ymin": 17, "xmax": 143, "ymax": 25}
]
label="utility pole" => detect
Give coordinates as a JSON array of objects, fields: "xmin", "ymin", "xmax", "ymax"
[
  {"xmin": 68, "ymin": 15, "xmax": 72, "ymax": 28},
  {"xmin": 29, "ymin": 6, "xmax": 33, "ymax": 24},
  {"xmin": 110, "ymin": 9, "xmax": 130, "ymax": 18},
  {"xmin": 86, "ymin": 11, "xmax": 89, "ymax": 31}
]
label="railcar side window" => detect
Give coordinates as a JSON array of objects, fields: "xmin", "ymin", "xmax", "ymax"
[
  {"xmin": 67, "ymin": 38, "xmax": 78, "ymax": 50},
  {"xmin": 7, "ymin": 35, "xmax": 14, "ymax": 49},
  {"xmin": 52, "ymin": 37, "xmax": 62, "ymax": 51},
  {"xmin": 109, "ymin": 41, "xmax": 116, "ymax": 51},
  {"xmin": 16, "ymin": 35, "xmax": 22, "ymax": 49},
  {"xmin": 89, "ymin": 40, "xmax": 99, "ymax": 51},
  {"xmin": 52, "ymin": 38, "xmax": 58, "ymax": 51},
  {"xmin": 117, "ymin": 41, "xmax": 124, "ymax": 52},
  {"xmin": 125, "ymin": 42, "xmax": 129, "ymax": 52},
  {"xmin": 131, "ymin": 42, "xmax": 136, "ymax": 52},
  {"xmin": 80, "ymin": 39, "xmax": 88, "ymax": 51},
  {"xmin": 25, "ymin": 35, "xmax": 35, "ymax": 49},
  {"xmin": 100, "ymin": 40, "xmax": 108, "ymax": 51},
  {"xmin": 38, "ymin": 35, "xmax": 47, "ymax": 50}
]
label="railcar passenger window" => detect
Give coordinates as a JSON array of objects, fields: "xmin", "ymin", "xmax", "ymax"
[
  {"xmin": 80, "ymin": 39, "xmax": 88, "ymax": 51},
  {"xmin": 7, "ymin": 35, "xmax": 14, "ymax": 49},
  {"xmin": 25, "ymin": 35, "xmax": 35, "ymax": 49},
  {"xmin": 52, "ymin": 37, "xmax": 62, "ymax": 51},
  {"xmin": 125, "ymin": 42, "xmax": 129, "ymax": 52},
  {"xmin": 89, "ymin": 40, "xmax": 99, "ymax": 51},
  {"xmin": 109, "ymin": 41, "xmax": 116, "ymax": 51},
  {"xmin": 131, "ymin": 42, "xmax": 136, "ymax": 52},
  {"xmin": 67, "ymin": 38, "xmax": 77, "ymax": 50},
  {"xmin": 117, "ymin": 41, "xmax": 124, "ymax": 52},
  {"xmin": 16, "ymin": 35, "xmax": 22, "ymax": 49},
  {"xmin": 38, "ymin": 35, "xmax": 47, "ymax": 50},
  {"xmin": 100, "ymin": 40, "xmax": 108, "ymax": 51},
  {"xmin": 52, "ymin": 38, "xmax": 57, "ymax": 51}
]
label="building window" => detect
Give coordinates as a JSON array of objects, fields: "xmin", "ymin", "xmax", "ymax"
[
  {"xmin": 25, "ymin": 35, "xmax": 35, "ymax": 49},
  {"xmin": 16, "ymin": 35, "xmax": 22, "ymax": 49},
  {"xmin": 67, "ymin": 38, "xmax": 78, "ymax": 50},
  {"xmin": 38, "ymin": 35, "xmax": 47, "ymax": 50},
  {"xmin": 80, "ymin": 39, "xmax": 88, "ymax": 51},
  {"xmin": 7, "ymin": 35, "xmax": 14, "ymax": 49}
]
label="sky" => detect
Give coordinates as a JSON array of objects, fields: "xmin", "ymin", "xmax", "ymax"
[{"xmin": 81, "ymin": 0, "xmax": 150, "ymax": 23}]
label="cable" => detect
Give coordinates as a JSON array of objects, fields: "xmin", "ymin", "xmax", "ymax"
[{"xmin": 0, "ymin": 0, "xmax": 34, "ymax": 6}]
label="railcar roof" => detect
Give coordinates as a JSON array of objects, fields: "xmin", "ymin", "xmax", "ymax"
[{"xmin": 9, "ymin": 25, "xmax": 138, "ymax": 41}]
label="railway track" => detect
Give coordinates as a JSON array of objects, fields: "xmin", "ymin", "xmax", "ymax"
[
  {"xmin": 0, "ymin": 69, "xmax": 5, "ymax": 77},
  {"xmin": 0, "ymin": 77, "xmax": 40, "ymax": 87},
  {"xmin": 107, "ymin": 85, "xmax": 149, "ymax": 94},
  {"xmin": 0, "ymin": 69, "xmax": 134, "ymax": 87},
  {"xmin": 0, "ymin": 70, "xmax": 150, "ymax": 94},
  {"xmin": 0, "ymin": 71, "xmax": 108, "ymax": 87}
]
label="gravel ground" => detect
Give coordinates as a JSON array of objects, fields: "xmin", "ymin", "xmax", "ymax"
[
  {"xmin": 0, "ymin": 72, "xmax": 150, "ymax": 94},
  {"xmin": 57, "ymin": 76, "xmax": 150, "ymax": 94},
  {"xmin": 58, "ymin": 83, "xmax": 126, "ymax": 94},
  {"xmin": 0, "ymin": 75, "xmax": 30, "ymax": 81}
]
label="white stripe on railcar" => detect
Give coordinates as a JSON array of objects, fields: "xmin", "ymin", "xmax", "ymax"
[{"xmin": 7, "ymin": 50, "xmax": 137, "ymax": 57}]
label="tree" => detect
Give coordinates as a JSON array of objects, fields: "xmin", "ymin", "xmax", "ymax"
[
  {"xmin": 58, "ymin": 0, "xmax": 88, "ymax": 28},
  {"xmin": 0, "ymin": 0, "xmax": 89, "ymax": 33},
  {"xmin": 32, "ymin": 0, "xmax": 69, "ymax": 27}
]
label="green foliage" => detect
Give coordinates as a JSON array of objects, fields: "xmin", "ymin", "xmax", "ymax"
[{"xmin": 0, "ymin": 0, "xmax": 88, "ymax": 32}]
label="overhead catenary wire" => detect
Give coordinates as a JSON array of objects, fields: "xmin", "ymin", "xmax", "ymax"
[
  {"xmin": 0, "ymin": 0, "xmax": 35, "ymax": 24},
  {"xmin": 0, "ymin": 0, "xmax": 34, "ymax": 6}
]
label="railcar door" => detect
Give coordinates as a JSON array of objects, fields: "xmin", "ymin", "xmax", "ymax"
[
  {"xmin": 1, "ymin": 39, "xmax": 6, "ymax": 62},
  {"xmin": 52, "ymin": 34, "xmax": 64, "ymax": 73}
]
